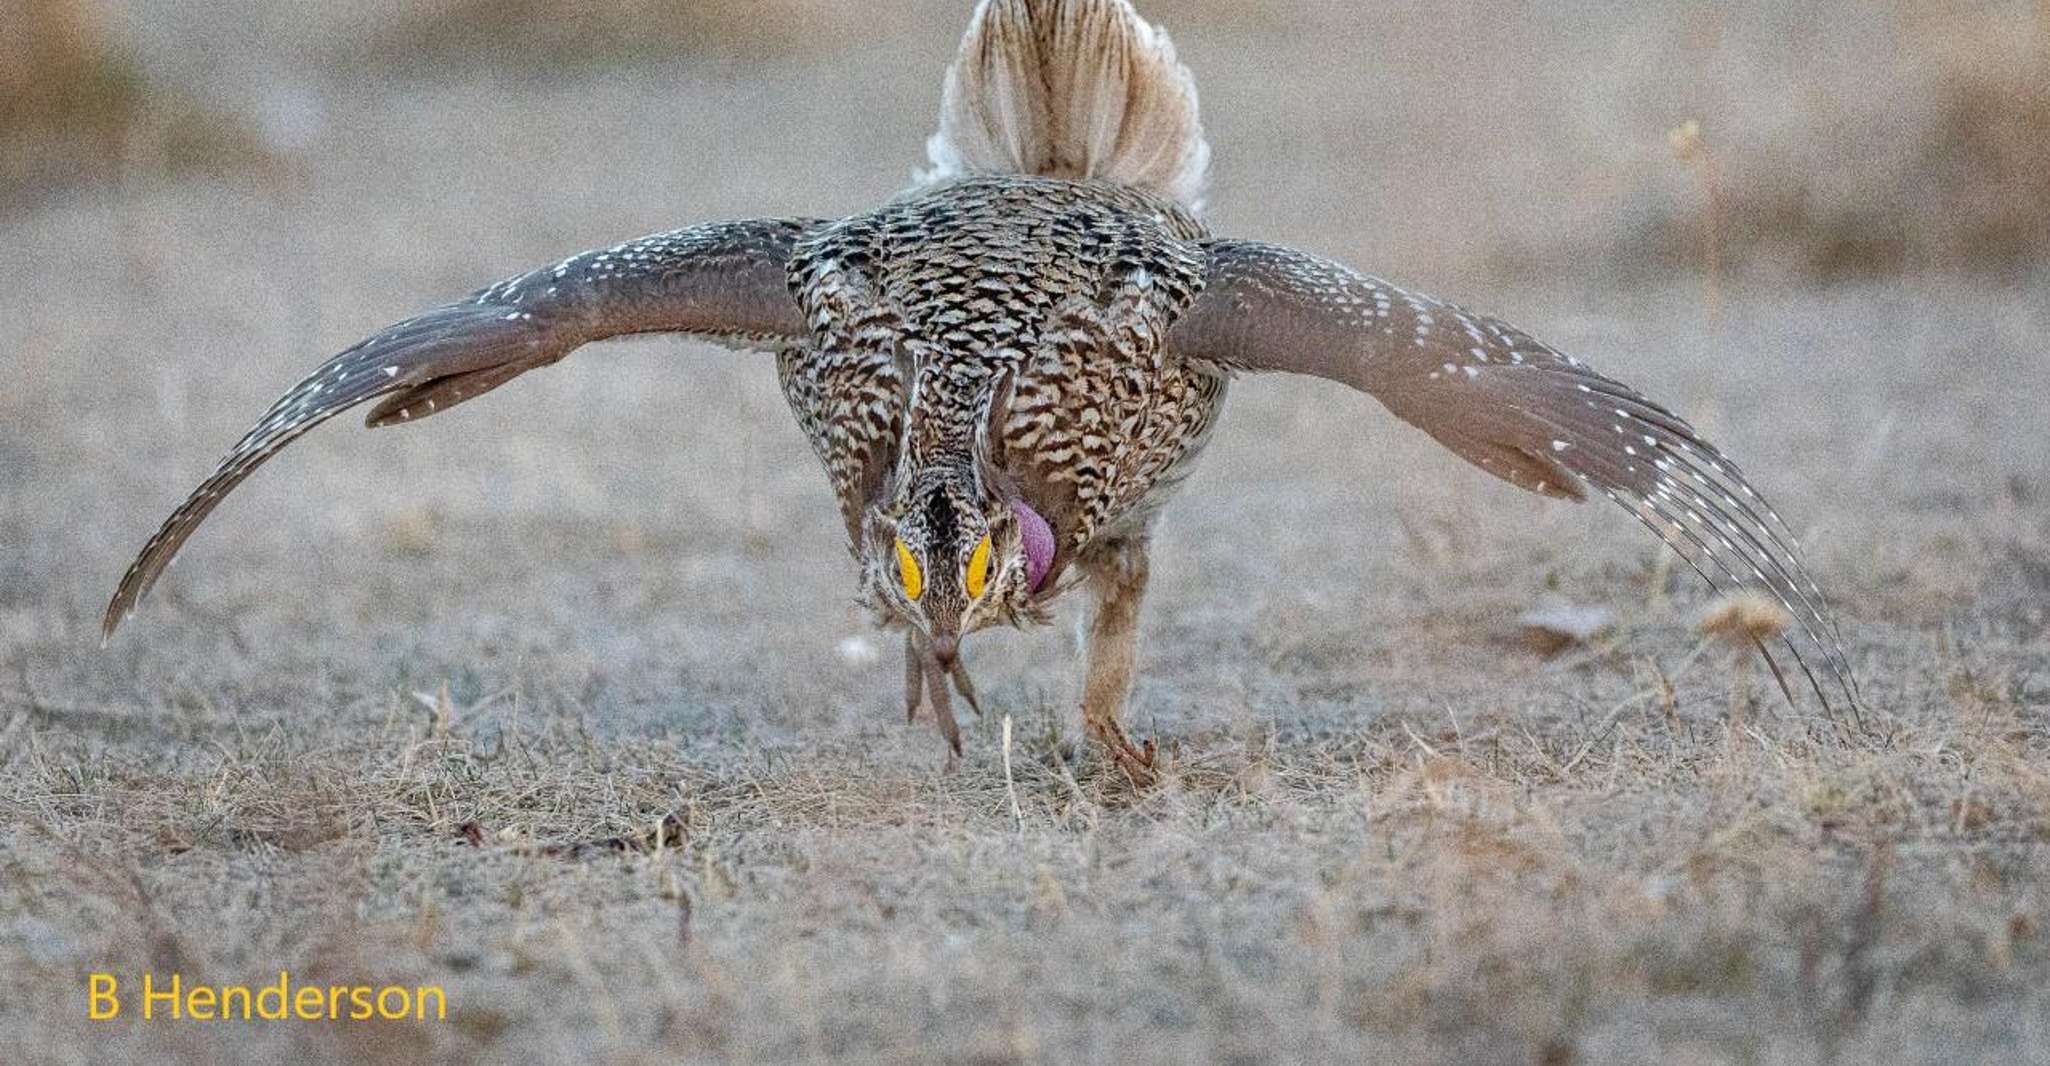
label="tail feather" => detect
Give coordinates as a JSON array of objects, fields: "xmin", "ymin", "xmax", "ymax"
[{"xmin": 922, "ymin": 0, "xmax": 1211, "ymax": 211}]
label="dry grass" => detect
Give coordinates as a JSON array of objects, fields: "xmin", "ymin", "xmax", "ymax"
[
  {"xmin": 5, "ymin": 657, "xmax": 2047, "ymax": 1063},
  {"xmin": 4, "ymin": 2, "xmax": 2050, "ymax": 1063}
]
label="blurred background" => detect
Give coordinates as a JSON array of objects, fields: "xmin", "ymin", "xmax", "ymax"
[{"xmin": 5, "ymin": 0, "xmax": 2047, "ymax": 285}]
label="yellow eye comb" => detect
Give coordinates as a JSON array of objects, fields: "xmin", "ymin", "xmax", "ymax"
[
  {"xmin": 965, "ymin": 534, "xmax": 992, "ymax": 599},
  {"xmin": 894, "ymin": 537, "xmax": 923, "ymax": 600}
]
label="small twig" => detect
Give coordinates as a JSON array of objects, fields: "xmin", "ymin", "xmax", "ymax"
[
  {"xmin": 0, "ymin": 707, "xmax": 27, "ymax": 760},
  {"xmin": 457, "ymin": 812, "xmax": 688, "ymax": 860},
  {"xmin": 1401, "ymin": 720, "xmax": 1441, "ymax": 759},
  {"xmin": 1561, "ymin": 694, "xmax": 1644, "ymax": 775},
  {"xmin": 1666, "ymin": 635, "xmax": 1716, "ymax": 685},
  {"xmin": 1669, "ymin": 118, "xmax": 1724, "ymax": 325},
  {"xmin": 675, "ymin": 885, "xmax": 694, "ymax": 948},
  {"xmin": 1045, "ymin": 734, "xmax": 1093, "ymax": 816},
  {"xmin": 1001, "ymin": 714, "xmax": 1024, "ymax": 836}
]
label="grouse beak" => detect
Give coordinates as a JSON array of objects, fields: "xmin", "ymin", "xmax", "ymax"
[{"xmin": 930, "ymin": 632, "xmax": 959, "ymax": 668}]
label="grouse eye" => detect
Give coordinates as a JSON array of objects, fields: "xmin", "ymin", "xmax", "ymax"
[
  {"xmin": 965, "ymin": 534, "xmax": 992, "ymax": 600},
  {"xmin": 894, "ymin": 537, "xmax": 923, "ymax": 601}
]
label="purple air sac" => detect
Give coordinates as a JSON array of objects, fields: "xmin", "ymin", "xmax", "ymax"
[{"xmin": 1012, "ymin": 499, "xmax": 1054, "ymax": 592}]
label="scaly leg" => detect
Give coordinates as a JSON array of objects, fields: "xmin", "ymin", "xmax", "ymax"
[
  {"xmin": 1078, "ymin": 535, "xmax": 1156, "ymax": 785},
  {"xmin": 947, "ymin": 656, "xmax": 983, "ymax": 717},
  {"xmin": 922, "ymin": 648, "xmax": 964, "ymax": 760},
  {"xmin": 903, "ymin": 631, "xmax": 975, "ymax": 762},
  {"xmin": 904, "ymin": 631, "xmax": 924, "ymax": 724}
]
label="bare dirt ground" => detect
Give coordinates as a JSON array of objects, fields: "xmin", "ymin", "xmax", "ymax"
[{"xmin": 4, "ymin": 3, "xmax": 2048, "ymax": 1063}]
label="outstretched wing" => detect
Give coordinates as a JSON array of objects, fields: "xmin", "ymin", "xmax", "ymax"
[
  {"xmin": 105, "ymin": 217, "xmax": 822, "ymax": 638},
  {"xmin": 1164, "ymin": 239, "xmax": 1857, "ymax": 712}
]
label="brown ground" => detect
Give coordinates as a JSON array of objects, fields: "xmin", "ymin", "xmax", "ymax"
[{"xmin": 3, "ymin": 3, "xmax": 2047, "ymax": 1063}]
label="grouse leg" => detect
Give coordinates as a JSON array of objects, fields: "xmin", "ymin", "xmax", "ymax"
[{"xmin": 1078, "ymin": 535, "xmax": 1157, "ymax": 786}]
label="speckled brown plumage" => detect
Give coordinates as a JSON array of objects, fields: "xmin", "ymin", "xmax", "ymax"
[
  {"xmin": 105, "ymin": 0, "xmax": 1857, "ymax": 781},
  {"xmin": 785, "ymin": 176, "xmax": 1218, "ymax": 570}
]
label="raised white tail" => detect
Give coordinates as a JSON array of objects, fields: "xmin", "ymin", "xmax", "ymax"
[{"xmin": 920, "ymin": 0, "xmax": 1211, "ymax": 212}]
